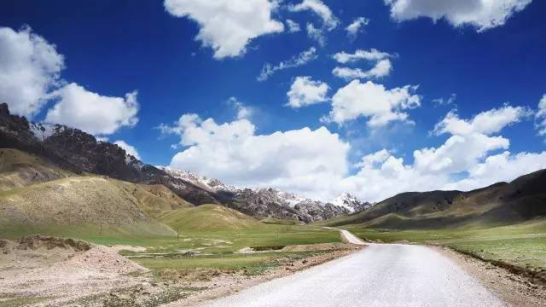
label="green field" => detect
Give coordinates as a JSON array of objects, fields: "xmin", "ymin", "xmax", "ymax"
[
  {"xmin": 1, "ymin": 222, "xmax": 341, "ymax": 279},
  {"xmin": 118, "ymin": 224, "xmax": 341, "ymax": 279},
  {"xmin": 346, "ymin": 219, "xmax": 546, "ymax": 272}
]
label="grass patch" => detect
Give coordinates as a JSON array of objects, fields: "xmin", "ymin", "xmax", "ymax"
[
  {"xmin": 347, "ymin": 219, "xmax": 546, "ymax": 271},
  {"xmin": 124, "ymin": 225, "xmax": 340, "ymax": 279}
]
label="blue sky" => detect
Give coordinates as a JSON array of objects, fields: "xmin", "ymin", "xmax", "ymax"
[{"xmin": 1, "ymin": 0, "xmax": 546, "ymax": 201}]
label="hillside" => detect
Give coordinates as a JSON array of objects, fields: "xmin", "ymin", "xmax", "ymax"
[
  {"xmin": 327, "ymin": 169, "xmax": 546, "ymax": 229},
  {"xmin": 117, "ymin": 182, "xmax": 193, "ymax": 219},
  {"xmin": 0, "ymin": 103, "xmax": 368, "ymax": 222},
  {"xmin": 158, "ymin": 204, "xmax": 263, "ymax": 232},
  {"xmin": 0, "ymin": 148, "xmax": 73, "ymax": 191},
  {"xmin": 0, "ymin": 176, "xmax": 178, "ymax": 238}
]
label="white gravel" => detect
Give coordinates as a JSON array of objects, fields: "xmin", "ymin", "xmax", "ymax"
[{"xmin": 198, "ymin": 233, "xmax": 507, "ymax": 307}]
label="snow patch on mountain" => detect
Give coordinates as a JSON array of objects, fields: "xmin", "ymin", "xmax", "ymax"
[
  {"xmin": 161, "ymin": 167, "xmax": 240, "ymax": 193},
  {"xmin": 161, "ymin": 166, "xmax": 371, "ymax": 221},
  {"xmin": 329, "ymin": 193, "xmax": 371, "ymax": 213}
]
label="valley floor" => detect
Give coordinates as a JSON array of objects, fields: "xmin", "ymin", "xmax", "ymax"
[
  {"xmin": 177, "ymin": 234, "xmax": 546, "ymax": 307},
  {"xmin": 0, "ymin": 227, "xmax": 358, "ymax": 307},
  {"xmin": 2, "ymin": 227, "xmax": 546, "ymax": 306}
]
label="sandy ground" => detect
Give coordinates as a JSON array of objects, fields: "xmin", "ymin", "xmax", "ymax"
[
  {"xmin": 0, "ymin": 236, "xmax": 360, "ymax": 307},
  {"xmin": 0, "ymin": 236, "xmax": 149, "ymax": 306}
]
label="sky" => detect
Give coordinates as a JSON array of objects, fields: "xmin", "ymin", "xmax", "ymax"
[{"xmin": 1, "ymin": 0, "xmax": 546, "ymax": 202}]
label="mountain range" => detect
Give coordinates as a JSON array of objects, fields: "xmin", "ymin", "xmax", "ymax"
[
  {"xmin": 0, "ymin": 103, "xmax": 370, "ymax": 223},
  {"xmin": 326, "ymin": 168, "xmax": 546, "ymax": 229}
]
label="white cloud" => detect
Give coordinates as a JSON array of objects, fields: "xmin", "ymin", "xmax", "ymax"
[
  {"xmin": 433, "ymin": 105, "xmax": 531, "ymax": 136},
  {"xmin": 161, "ymin": 115, "xmax": 350, "ymax": 200},
  {"xmin": 161, "ymin": 105, "xmax": 546, "ymax": 202},
  {"xmin": 339, "ymin": 105, "xmax": 545, "ymax": 201},
  {"xmin": 536, "ymin": 94, "xmax": 546, "ymax": 136},
  {"xmin": 332, "ymin": 49, "xmax": 394, "ymax": 80},
  {"xmin": 227, "ymin": 97, "xmax": 253, "ymax": 120},
  {"xmin": 414, "ymin": 106, "xmax": 530, "ymax": 175},
  {"xmin": 354, "ymin": 149, "xmax": 391, "ymax": 169},
  {"xmin": 384, "ymin": 0, "xmax": 533, "ymax": 32},
  {"xmin": 286, "ymin": 19, "xmax": 301, "ymax": 32},
  {"xmin": 45, "ymin": 83, "xmax": 139, "ymax": 135},
  {"xmin": 114, "ymin": 140, "xmax": 141, "ymax": 160},
  {"xmin": 346, "ymin": 17, "xmax": 370, "ymax": 39},
  {"xmin": 258, "ymin": 47, "xmax": 318, "ymax": 81},
  {"xmin": 306, "ymin": 23, "xmax": 327, "ymax": 46},
  {"xmin": 288, "ymin": 0, "xmax": 339, "ymax": 30},
  {"xmin": 287, "ymin": 76, "xmax": 329, "ymax": 108},
  {"xmin": 445, "ymin": 151, "xmax": 546, "ymax": 191},
  {"xmin": 164, "ymin": 0, "xmax": 284, "ymax": 59},
  {"xmin": 325, "ymin": 80, "xmax": 421, "ymax": 127},
  {"xmin": 333, "ymin": 49, "xmax": 391, "ymax": 64},
  {"xmin": 333, "ymin": 59, "xmax": 393, "ymax": 80},
  {"xmin": 0, "ymin": 26, "xmax": 64, "ymax": 118}
]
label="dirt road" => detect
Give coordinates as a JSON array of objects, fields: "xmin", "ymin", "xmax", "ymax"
[{"xmin": 197, "ymin": 232, "xmax": 506, "ymax": 307}]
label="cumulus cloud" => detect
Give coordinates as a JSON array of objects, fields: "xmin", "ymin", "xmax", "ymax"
[
  {"xmin": 258, "ymin": 47, "xmax": 318, "ymax": 81},
  {"xmin": 346, "ymin": 17, "xmax": 370, "ymax": 39},
  {"xmin": 325, "ymin": 80, "xmax": 421, "ymax": 127},
  {"xmin": 161, "ymin": 105, "xmax": 546, "ymax": 202},
  {"xmin": 286, "ymin": 19, "xmax": 301, "ymax": 32},
  {"xmin": 289, "ymin": 0, "xmax": 338, "ymax": 46},
  {"xmin": 227, "ymin": 97, "xmax": 253, "ymax": 120},
  {"xmin": 332, "ymin": 49, "xmax": 394, "ymax": 80},
  {"xmin": 114, "ymin": 140, "xmax": 141, "ymax": 160},
  {"xmin": 384, "ymin": 0, "xmax": 533, "ymax": 32},
  {"xmin": 161, "ymin": 114, "xmax": 350, "ymax": 200},
  {"xmin": 444, "ymin": 151, "xmax": 546, "ymax": 191},
  {"xmin": 288, "ymin": 0, "xmax": 339, "ymax": 30},
  {"xmin": 333, "ymin": 49, "xmax": 391, "ymax": 64},
  {"xmin": 536, "ymin": 94, "xmax": 546, "ymax": 136},
  {"xmin": 339, "ymin": 105, "xmax": 545, "ymax": 202},
  {"xmin": 164, "ymin": 0, "xmax": 284, "ymax": 59},
  {"xmin": 45, "ymin": 83, "xmax": 139, "ymax": 135},
  {"xmin": 0, "ymin": 26, "xmax": 64, "ymax": 118},
  {"xmin": 433, "ymin": 105, "xmax": 531, "ymax": 136},
  {"xmin": 333, "ymin": 59, "xmax": 393, "ymax": 80},
  {"xmin": 286, "ymin": 76, "xmax": 329, "ymax": 108}
]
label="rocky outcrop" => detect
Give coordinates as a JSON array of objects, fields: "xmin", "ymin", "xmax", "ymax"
[{"xmin": 163, "ymin": 168, "xmax": 371, "ymax": 223}]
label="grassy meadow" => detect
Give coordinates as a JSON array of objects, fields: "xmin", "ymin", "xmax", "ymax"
[
  {"xmin": 123, "ymin": 224, "xmax": 342, "ymax": 278},
  {"xmin": 346, "ymin": 219, "xmax": 546, "ymax": 272}
]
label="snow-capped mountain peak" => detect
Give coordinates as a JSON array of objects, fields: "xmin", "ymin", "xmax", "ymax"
[{"xmin": 329, "ymin": 192, "xmax": 371, "ymax": 213}]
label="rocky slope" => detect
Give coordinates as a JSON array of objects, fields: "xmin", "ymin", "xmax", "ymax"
[
  {"xmin": 0, "ymin": 103, "xmax": 368, "ymax": 222},
  {"xmin": 163, "ymin": 168, "xmax": 371, "ymax": 222}
]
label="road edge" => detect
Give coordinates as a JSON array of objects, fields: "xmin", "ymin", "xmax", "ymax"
[{"xmin": 433, "ymin": 246, "xmax": 546, "ymax": 307}]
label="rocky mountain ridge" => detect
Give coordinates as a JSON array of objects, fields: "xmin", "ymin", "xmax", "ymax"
[
  {"xmin": 0, "ymin": 103, "xmax": 370, "ymax": 222},
  {"xmin": 162, "ymin": 167, "xmax": 372, "ymax": 222}
]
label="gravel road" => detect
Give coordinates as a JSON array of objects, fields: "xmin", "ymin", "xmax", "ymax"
[{"xmin": 199, "ymin": 232, "xmax": 506, "ymax": 307}]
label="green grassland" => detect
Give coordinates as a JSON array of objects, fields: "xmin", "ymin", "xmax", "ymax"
[
  {"xmin": 346, "ymin": 219, "xmax": 546, "ymax": 272},
  {"xmin": 127, "ymin": 224, "xmax": 341, "ymax": 278}
]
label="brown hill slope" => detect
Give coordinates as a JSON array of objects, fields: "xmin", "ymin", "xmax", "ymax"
[
  {"xmin": 117, "ymin": 182, "xmax": 193, "ymax": 219},
  {"xmin": 158, "ymin": 204, "xmax": 263, "ymax": 232},
  {"xmin": 0, "ymin": 148, "xmax": 73, "ymax": 191},
  {"xmin": 0, "ymin": 176, "xmax": 178, "ymax": 238},
  {"xmin": 328, "ymin": 169, "xmax": 546, "ymax": 229}
]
